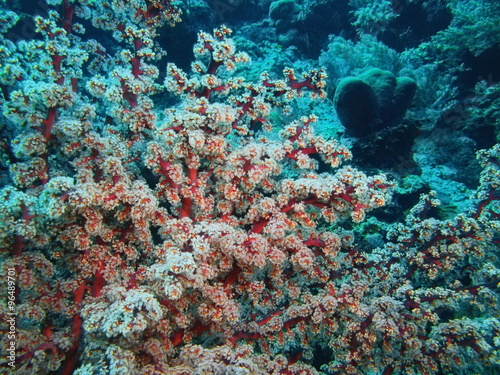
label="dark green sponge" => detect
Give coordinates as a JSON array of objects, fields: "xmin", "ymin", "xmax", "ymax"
[{"xmin": 334, "ymin": 68, "xmax": 417, "ymax": 137}]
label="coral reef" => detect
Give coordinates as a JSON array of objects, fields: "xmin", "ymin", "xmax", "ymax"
[{"xmin": 0, "ymin": 1, "xmax": 499, "ymax": 375}]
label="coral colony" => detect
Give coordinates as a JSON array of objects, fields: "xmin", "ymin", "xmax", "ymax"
[{"xmin": 0, "ymin": 1, "xmax": 499, "ymax": 374}]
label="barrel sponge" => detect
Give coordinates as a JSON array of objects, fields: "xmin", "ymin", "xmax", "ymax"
[
  {"xmin": 334, "ymin": 68, "xmax": 417, "ymax": 137},
  {"xmin": 333, "ymin": 77, "xmax": 379, "ymax": 138},
  {"xmin": 392, "ymin": 76, "xmax": 418, "ymax": 123}
]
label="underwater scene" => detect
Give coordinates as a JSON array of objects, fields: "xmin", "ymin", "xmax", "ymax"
[{"xmin": 0, "ymin": 0, "xmax": 499, "ymax": 374}]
